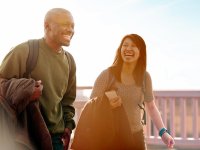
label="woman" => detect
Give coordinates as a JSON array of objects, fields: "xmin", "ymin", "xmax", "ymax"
[{"xmin": 89, "ymin": 34, "xmax": 175, "ymax": 149}]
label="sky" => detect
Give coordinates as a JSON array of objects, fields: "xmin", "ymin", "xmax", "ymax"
[{"xmin": 0, "ymin": 0, "xmax": 200, "ymax": 90}]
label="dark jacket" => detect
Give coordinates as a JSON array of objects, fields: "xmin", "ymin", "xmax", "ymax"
[
  {"xmin": 71, "ymin": 96, "xmax": 134, "ymax": 150},
  {"xmin": 0, "ymin": 78, "xmax": 53, "ymax": 150}
]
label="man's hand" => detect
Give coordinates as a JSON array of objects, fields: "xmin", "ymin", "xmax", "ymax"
[
  {"xmin": 30, "ymin": 80, "xmax": 43, "ymax": 100},
  {"xmin": 62, "ymin": 128, "xmax": 71, "ymax": 150}
]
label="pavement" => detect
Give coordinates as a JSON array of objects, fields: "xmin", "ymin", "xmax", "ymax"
[{"xmin": 147, "ymin": 144, "xmax": 199, "ymax": 150}]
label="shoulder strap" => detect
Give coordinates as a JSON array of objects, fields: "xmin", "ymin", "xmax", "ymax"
[
  {"xmin": 142, "ymin": 72, "xmax": 146, "ymax": 94},
  {"xmin": 105, "ymin": 69, "xmax": 116, "ymax": 92},
  {"xmin": 138, "ymin": 72, "xmax": 147, "ymax": 125},
  {"xmin": 64, "ymin": 50, "xmax": 77, "ymax": 97},
  {"xmin": 64, "ymin": 51, "xmax": 72, "ymax": 72},
  {"xmin": 23, "ymin": 39, "xmax": 39, "ymax": 78}
]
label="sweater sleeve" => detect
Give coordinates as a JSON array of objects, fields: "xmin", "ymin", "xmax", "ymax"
[
  {"xmin": 144, "ymin": 71, "xmax": 154, "ymax": 102},
  {"xmin": 0, "ymin": 78, "xmax": 35, "ymax": 115},
  {"xmin": 90, "ymin": 69, "xmax": 110, "ymax": 99},
  {"xmin": 62, "ymin": 52, "xmax": 76, "ymax": 131}
]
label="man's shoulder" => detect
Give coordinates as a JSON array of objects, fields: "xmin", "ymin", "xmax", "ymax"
[
  {"xmin": 64, "ymin": 50, "xmax": 76, "ymax": 66},
  {"xmin": 64, "ymin": 50, "xmax": 74, "ymax": 59},
  {"xmin": 11, "ymin": 40, "xmax": 29, "ymax": 55},
  {"xmin": 13, "ymin": 38, "xmax": 42, "ymax": 54}
]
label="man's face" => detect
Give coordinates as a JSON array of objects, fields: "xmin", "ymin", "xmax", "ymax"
[{"xmin": 48, "ymin": 12, "xmax": 75, "ymax": 47}]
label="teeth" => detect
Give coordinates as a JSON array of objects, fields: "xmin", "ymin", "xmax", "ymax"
[
  {"xmin": 64, "ymin": 35, "xmax": 71, "ymax": 40},
  {"xmin": 125, "ymin": 53, "xmax": 133, "ymax": 56}
]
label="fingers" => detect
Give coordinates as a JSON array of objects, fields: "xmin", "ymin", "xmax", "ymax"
[
  {"xmin": 62, "ymin": 128, "xmax": 71, "ymax": 150},
  {"xmin": 109, "ymin": 96, "xmax": 122, "ymax": 109},
  {"xmin": 168, "ymin": 139, "xmax": 175, "ymax": 148},
  {"xmin": 35, "ymin": 80, "xmax": 42, "ymax": 87},
  {"xmin": 166, "ymin": 133, "xmax": 175, "ymax": 148},
  {"xmin": 37, "ymin": 83, "xmax": 43, "ymax": 91},
  {"xmin": 30, "ymin": 80, "xmax": 43, "ymax": 100},
  {"xmin": 162, "ymin": 132, "xmax": 175, "ymax": 149}
]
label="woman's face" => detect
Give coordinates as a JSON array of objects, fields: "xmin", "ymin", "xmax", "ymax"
[{"xmin": 120, "ymin": 37, "xmax": 140, "ymax": 64}]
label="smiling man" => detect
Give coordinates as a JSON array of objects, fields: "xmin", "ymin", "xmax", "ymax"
[{"xmin": 0, "ymin": 8, "xmax": 76, "ymax": 150}]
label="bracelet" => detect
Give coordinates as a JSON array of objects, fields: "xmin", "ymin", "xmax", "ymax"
[{"xmin": 159, "ymin": 128, "xmax": 169, "ymax": 137}]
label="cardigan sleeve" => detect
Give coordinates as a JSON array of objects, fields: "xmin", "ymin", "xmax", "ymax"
[
  {"xmin": 144, "ymin": 71, "xmax": 154, "ymax": 102},
  {"xmin": 90, "ymin": 69, "xmax": 110, "ymax": 99}
]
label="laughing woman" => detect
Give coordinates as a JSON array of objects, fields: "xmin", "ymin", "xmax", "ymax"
[{"xmin": 71, "ymin": 34, "xmax": 175, "ymax": 150}]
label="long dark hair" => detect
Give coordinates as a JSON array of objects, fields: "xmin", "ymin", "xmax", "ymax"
[{"xmin": 109, "ymin": 34, "xmax": 146, "ymax": 87}]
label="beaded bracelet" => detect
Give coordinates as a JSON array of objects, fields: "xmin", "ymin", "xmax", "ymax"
[{"xmin": 159, "ymin": 128, "xmax": 169, "ymax": 137}]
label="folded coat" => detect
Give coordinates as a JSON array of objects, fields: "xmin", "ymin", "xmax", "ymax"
[
  {"xmin": 0, "ymin": 78, "xmax": 53, "ymax": 150},
  {"xmin": 71, "ymin": 96, "xmax": 135, "ymax": 150}
]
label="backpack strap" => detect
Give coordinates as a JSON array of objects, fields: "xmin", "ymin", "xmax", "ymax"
[
  {"xmin": 142, "ymin": 72, "xmax": 146, "ymax": 94},
  {"xmin": 65, "ymin": 51, "xmax": 72, "ymax": 73},
  {"xmin": 23, "ymin": 39, "xmax": 39, "ymax": 78},
  {"xmin": 64, "ymin": 51, "xmax": 75, "ymax": 90},
  {"xmin": 24, "ymin": 41, "xmax": 71, "ymax": 78},
  {"xmin": 138, "ymin": 72, "xmax": 146, "ymax": 125},
  {"xmin": 23, "ymin": 41, "xmax": 73, "ymax": 80},
  {"xmin": 106, "ymin": 70, "xmax": 116, "ymax": 91}
]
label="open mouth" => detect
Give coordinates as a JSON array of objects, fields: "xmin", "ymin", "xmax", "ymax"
[
  {"xmin": 124, "ymin": 51, "xmax": 134, "ymax": 57},
  {"xmin": 63, "ymin": 35, "xmax": 71, "ymax": 41}
]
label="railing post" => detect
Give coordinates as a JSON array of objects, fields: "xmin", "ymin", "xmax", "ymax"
[
  {"xmin": 169, "ymin": 98, "xmax": 175, "ymax": 137},
  {"xmin": 180, "ymin": 98, "xmax": 187, "ymax": 139},
  {"xmin": 154, "ymin": 99, "xmax": 159, "ymax": 137},
  {"xmin": 193, "ymin": 98, "xmax": 199, "ymax": 139}
]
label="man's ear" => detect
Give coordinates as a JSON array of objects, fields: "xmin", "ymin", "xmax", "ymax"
[{"xmin": 44, "ymin": 22, "xmax": 50, "ymax": 31}]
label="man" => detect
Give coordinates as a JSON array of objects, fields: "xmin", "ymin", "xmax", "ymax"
[{"xmin": 0, "ymin": 8, "xmax": 76, "ymax": 150}]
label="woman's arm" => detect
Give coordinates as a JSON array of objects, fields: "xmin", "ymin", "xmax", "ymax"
[
  {"xmin": 146, "ymin": 100, "xmax": 175, "ymax": 149},
  {"xmin": 146, "ymin": 100, "xmax": 164, "ymax": 129}
]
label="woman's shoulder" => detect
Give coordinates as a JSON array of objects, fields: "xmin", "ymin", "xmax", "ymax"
[
  {"xmin": 143, "ymin": 71, "xmax": 153, "ymax": 88},
  {"xmin": 101, "ymin": 68, "xmax": 110, "ymax": 74},
  {"xmin": 96, "ymin": 68, "xmax": 110, "ymax": 78},
  {"xmin": 144, "ymin": 71, "xmax": 153, "ymax": 89},
  {"xmin": 93, "ymin": 68, "xmax": 112, "ymax": 85},
  {"xmin": 145, "ymin": 71, "xmax": 152, "ymax": 80}
]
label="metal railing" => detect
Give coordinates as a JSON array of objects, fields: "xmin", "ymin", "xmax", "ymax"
[
  {"xmin": 73, "ymin": 87, "xmax": 200, "ymax": 149},
  {"xmin": 145, "ymin": 91, "xmax": 200, "ymax": 149}
]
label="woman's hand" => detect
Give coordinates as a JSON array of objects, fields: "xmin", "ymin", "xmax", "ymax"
[
  {"xmin": 161, "ymin": 132, "xmax": 175, "ymax": 149},
  {"xmin": 109, "ymin": 96, "xmax": 122, "ymax": 109},
  {"xmin": 105, "ymin": 90, "xmax": 122, "ymax": 109}
]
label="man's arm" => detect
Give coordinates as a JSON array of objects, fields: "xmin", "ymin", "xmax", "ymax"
[{"xmin": 62, "ymin": 52, "xmax": 76, "ymax": 131}]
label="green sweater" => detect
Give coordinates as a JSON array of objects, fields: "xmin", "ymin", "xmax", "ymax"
[{"xmin": 0, "ymin": 38, "xmax": 76, "ymax": 134}]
